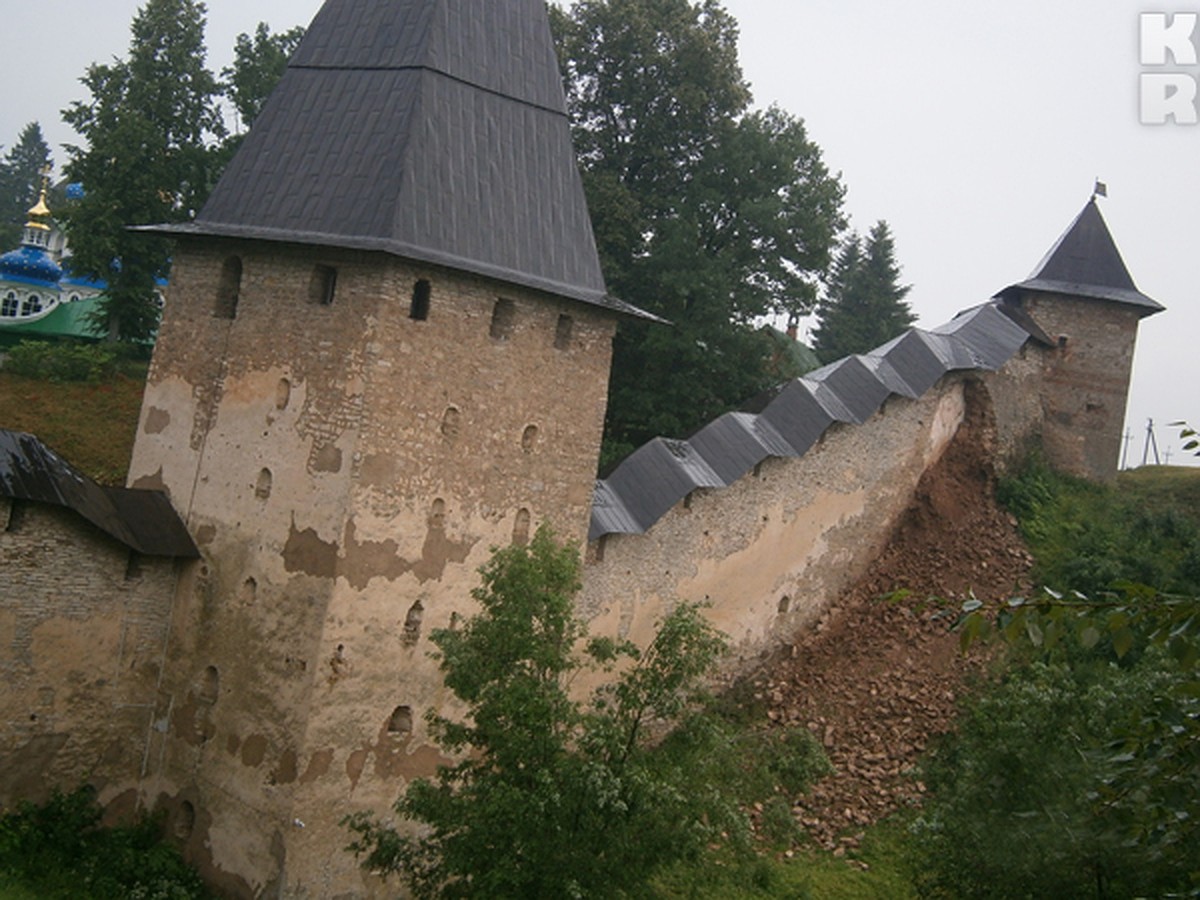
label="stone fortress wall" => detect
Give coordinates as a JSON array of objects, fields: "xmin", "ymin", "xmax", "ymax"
[{"xmin": 0, "ymin": 247, "xmax": 1148, "ymax": 897}]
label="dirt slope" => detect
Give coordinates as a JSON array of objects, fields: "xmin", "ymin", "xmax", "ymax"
[{"xmin": 755, "ymin": 401, "xmax": 1034, "ymax": 850}]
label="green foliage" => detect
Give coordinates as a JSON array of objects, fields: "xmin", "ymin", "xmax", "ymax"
[
  {"xmin": 997, "ymin": 455, "xmax": 1200, "ymax": 596},
  {"xmin": 0, "ymin": 123, "xmax": 52, "ymax": 250},
  {"xmin": 812, "ymin": 221, "xmax": 914, "ymax": 364},
  {"xmin": 914, "ymin": 649, "xmax": 1197, "ymax": 898},
  {"xmin": 0, "ymin": 787, "xmax": 209, "ymax": 899},
  {"xmin": 1172, "ymin": 419, "xmax": 1200, "ymax": 458},
  {"xmin": 552, "ymin": 0, "xmax": 845, "ymax": 462},
  {"xmin": 345, "ymin": 525, "xmax": 745, "ymax": 898},
  {"xmin": 62, "ymin": 0, "xmax": 225, "ymax": 343},
  {"xmin": 221, "ymin": 23, "xmax": 306, "ymax": 133},
  {"xmin": 1, "ymin": 340, "xmax": 129, "ymax": 383},
  {"xmin": 921, "ymin": 461, "xmax": 1200, "ymax": 898}
]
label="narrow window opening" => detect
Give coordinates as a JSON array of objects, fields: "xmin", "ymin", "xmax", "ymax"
[
  {"xmin": 441, "ymin": 406, "xmax": 461, "ymax": 439},
  {"xmin": 198, "ymin": 666, "xmax": 220, "ymax": 705},
  {"xmin": 592, "ymin": 534, "xmax": 608, "ymax": 563},
  {"xmin": 403, "ymin": 600, "xmax": 424, "ymax": 645},
  {"xmin": 214, "ymin": 256, "xmax": 242, "ymax": 319},
  {"xmin": 309, "ymin": 265, "xmax": 337, "ymax": 306},
  {"xmin": 429, "ymin": 498, "xmax": 446, "ymax": 530},
  {"xmin": 490, "ymin": 298, "xmax": 515, "ymax": 339},
  {"xmin": 521, "ymin": 424, "xmax": 538, "ymax": 453},
  {"xmin": 125, "ymin": 551, "xmax": 144, "ymax": 581},
  {"xmin": 554, "ymin": 313, "xmax": 574, "ymax": 350},
  {"xmin": 778, "ymin": 595, "xmax": 792, "ymax": 614},
  {"xmin": 387, "ymin": 705, "xmax": 413, "ymax": 735},
  {"xmin": 240, "ymin": 577, "xmax": 258, "ymax": 605},
  {"xmin": 512, "ymin": 508, "xmax": 531, "ymax": 546},
  {"xmin": 173, "ymin": 801, "xmax": 196, "ymax": 841},
  {"xmin": 410, "ymin": 279, "xmax": 431, "ymax": 320},
  {"xmin": 255, "ymin": 468, "xmax": 273, "ymax": 500},
  {"xmin": 275, "ymin": 378, "xmax": 291, "ymax": 411},
  {"xmin": 683, "ymin": 492, "xmax": 694, "ymax": 510}
]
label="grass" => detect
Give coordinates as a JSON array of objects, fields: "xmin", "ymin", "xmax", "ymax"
[
  {"xmin": 0, "ymin": 369, "xmax": 146, "ymax": 485},
  {"xmin": 654, "ymin": 816, "xmax": 918, "ymax": 899},
  {"xmin": 0, "ymin": 874, "xmax": 43, "ymax": 900},
  {"xmin": 998, "ymin": 458, "xmax": 1200, "ymax": 596}
]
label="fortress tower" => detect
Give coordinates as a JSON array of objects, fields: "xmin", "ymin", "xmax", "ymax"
[
  {"xmin": 996, "ymin": 197, "xmax": 1163, "ymax": 480},
  {"xmin": 126, "ymin": 0, "xmax": 648, "ymax": 893}
]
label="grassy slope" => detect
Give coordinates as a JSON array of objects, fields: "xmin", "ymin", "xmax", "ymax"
[{"xmin": 0, "ymin": 370, "xmax": 146, "ymax": 486}]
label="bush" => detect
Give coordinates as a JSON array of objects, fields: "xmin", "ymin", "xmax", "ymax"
[
  {"xmin": 1, "ymin": 340, "xmax": 124, "ymax": 382},
  {"xmin": 0, "ymin": 787, "xmax": 209, "ymax": 899},
  {"xmin": 345, "ymin": 525, "xmax": 742, "ymax": 899},
  {"xmin": 912, "ymin": 655, "xmax": 1196, "ymax": 899}
]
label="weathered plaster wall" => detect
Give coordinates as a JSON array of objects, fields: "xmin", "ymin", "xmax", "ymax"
[
  {"xmin": 0, "ymin": 499, "xmax": 175, "ymax": 810},
  {"xmin": 128, "ymin": 241, "xmax": 617, "ymax": 897},
  {"xmin": 577, "ymin": 379, "xmax": 971, "ymax": 669}
]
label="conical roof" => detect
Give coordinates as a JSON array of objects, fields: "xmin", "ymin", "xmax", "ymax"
[
  {"xmin": 155, "ymin": 0, "xmax": 647, "ymax": 318},
  {"xmin": 996, "ymin": 198, "xmax": 1163, "ymax": 315}
]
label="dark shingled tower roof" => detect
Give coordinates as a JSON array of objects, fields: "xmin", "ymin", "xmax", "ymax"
[
  {"xmin": 996, "ymin": 198, "xmax": 1164, "ymax": 315},
  {"xmin": 154, "ymin": 0, "xmax": 651, "ymax": 318}
]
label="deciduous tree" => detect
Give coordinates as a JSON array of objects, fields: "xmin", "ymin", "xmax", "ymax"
[
  {"xmin": 61, "ymin": 0, "xmax": 225, "ymax": 342},
  {"xmin": 551, "ymin": 0, "xmax": 844, "ymax": 465},
  {"xmin": 222, "ymin": 23, "xmax": 306, "ymax": 135},
  {"xmin": 344, "ymin": 525, "xmax": 732, "ymax": 899}
]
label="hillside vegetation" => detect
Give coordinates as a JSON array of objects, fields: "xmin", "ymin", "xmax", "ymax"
[{"xmin": 0, "ymin": 343, "xmax": 146, "ymax": 485}]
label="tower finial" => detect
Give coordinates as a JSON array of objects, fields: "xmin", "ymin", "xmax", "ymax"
[
  {"xmin": 25, "ymin": 165, "xmax": 53, "ymax": 231},
  {"xmin": 1092, "ymin": 178, "xmax": 1107, "ymax": 201}
]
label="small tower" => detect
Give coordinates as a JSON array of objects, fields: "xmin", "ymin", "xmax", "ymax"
[
  {"xmin": 128, "ymin": 0, "xmax": 649, "ymax": 894},
  {"xmin": 996, "ymin": 197, "xmax": 1163, "ymax": 480}
]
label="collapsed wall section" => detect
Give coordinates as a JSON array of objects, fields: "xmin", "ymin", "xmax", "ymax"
[
  {"xmin": 579, "ymin": 361, "xmax": 1044, "ymax": 668},
  {"xmin": 580, "ymin": 378, "xmax": 968, "ymax": 662}
]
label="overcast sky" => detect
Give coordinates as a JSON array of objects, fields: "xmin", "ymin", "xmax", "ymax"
[{"xmin": 3, "ymin": 0, "xmax": 1196, "ymax": 467}]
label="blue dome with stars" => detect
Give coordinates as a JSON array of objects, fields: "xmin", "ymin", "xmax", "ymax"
[{"xmin": 0, "ymin": 244, "xmax": 63, "ymax": 287}]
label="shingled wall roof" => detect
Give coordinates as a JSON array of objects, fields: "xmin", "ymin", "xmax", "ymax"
[
  {"xmin": 155, "ymin": 0, "xmax": 652, "ymax": 319},
  {"xmin": 589, "ymin": 200, "xmax": 1163, "ymax": 540},
  {"xmin": 0, "ymin": 429, "xmax": 198, "ymax": 558}
]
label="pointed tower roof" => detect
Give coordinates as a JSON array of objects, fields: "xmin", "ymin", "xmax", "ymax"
[
  {"xmin": 156, "ymin": 0, "xmax": 649, "ymax": 318},
  {"xmin": 996, "ymin": 198, "xmax": 1163, "ymax": 315}
]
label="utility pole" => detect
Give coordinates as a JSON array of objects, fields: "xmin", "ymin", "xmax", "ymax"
[{"xmin": 1142, "ymin": 419, "xmax": 1161, "ymax": 467}]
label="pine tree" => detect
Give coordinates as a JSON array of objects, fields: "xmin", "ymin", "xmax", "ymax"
[
  {"xmin": 0, "ymin": 123, "xmax": 52, "ymax": 250},
  {"xmin": 62, "ymin": 0, "xmax": 225, "ymax": 343},
  {"xmin": 812, "ymin": 220, "xmax": 914, "ymax": 363}
]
